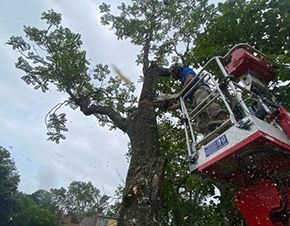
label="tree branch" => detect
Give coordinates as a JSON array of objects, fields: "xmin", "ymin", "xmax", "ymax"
[
  {"xmin": 66, "ymin": 88, "xmax": 128, "ymax": 133},
  {"xmin": 45, "ymin": 100, "xmax": 68, "ymax": 132},
  {"xmin": 173, "ymin": 46, "xmax": 185, "ymax": 65}
]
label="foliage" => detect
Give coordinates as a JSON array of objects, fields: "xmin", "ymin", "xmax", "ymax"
[
  {"xmin": 0, "ymin": 146, "xmax": 20, "ymax": 226},
  {"xmin": 12, "ymin": 182, "xmax": 110, "ymax": 225},
  {"xmin": 46, "ymin": 113, "xmax": 68, "ymax": 143},
  {"xmin": 0, "ymin": 147, "xmax": 19, "ymax": 195},
  {"xmin": 12, "ymin": 193, "xmax": 59, "ymax": 226},
  {"xmin": 51, "ymin": 181, "xmax": 109, "ymax": 223},
  {"xmin": 100, "ymin": 0, "xmax": 215, "ymax": 67},
  {"xmin": 31, "ymin": 189, "xmax": 62, "ymax": 221},
  {"xmin": 0, "ymin": 147, "xmax": 59, "ymax": 226},
  {"xmin": 7, "ymin": 9, "xmax": 136, "ymax": 143}
]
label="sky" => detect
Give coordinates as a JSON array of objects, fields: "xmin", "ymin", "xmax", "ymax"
[{"xmin": 0, "ymin": 0, "xmax": 224, "ymax": 197}]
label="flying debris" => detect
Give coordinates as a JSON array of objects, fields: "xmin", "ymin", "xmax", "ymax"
[
  {"xmin": 111, "ymin": 64, "xmax": 131, "ymax": 84},
  {"xmin": 57, "ymin": 153, "xmax": 64, "ymax": 158}
]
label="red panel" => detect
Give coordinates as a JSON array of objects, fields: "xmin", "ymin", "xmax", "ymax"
[
  {"xmin": 197, "ymin": 131, "xmax": 290, "ymax": 185},
  {"xmin": 195, "ymin": 126, "xmax": 290, "ymax": 225},
  {"xmin": 225, "ymin": 48, "xmax": 276, "ymax": 82},
  {"xmin": 235, "ymin": 180, "xmax": 283, "ymax": 226}
]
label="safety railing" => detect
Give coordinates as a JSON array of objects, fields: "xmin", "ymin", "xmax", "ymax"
[
  {"xmin": 180, "ymin": 68, "xmax": 235, "ymax": 163},
  {"xmin": 179, "ymin": 43, "xmax": 279, "ymax": 164}
]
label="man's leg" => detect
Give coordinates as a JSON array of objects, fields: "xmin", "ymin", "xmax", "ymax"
[
  {"xmin": 194, "ymin": 85, "xmax": 225, "ymax": 116},
  {"xmin": 194, "ymin": 86, "xmax": 227, "ymax": 132},
  {"xmin": 193, "ymin": 86, "xmax": 212, "ymax": 134}
]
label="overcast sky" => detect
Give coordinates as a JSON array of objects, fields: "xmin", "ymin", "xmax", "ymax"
[{"xmin": 0, "ymin": 0, "xmax": 223, "ymax": 197}]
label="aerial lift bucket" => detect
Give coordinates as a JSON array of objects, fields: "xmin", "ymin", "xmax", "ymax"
[{"xmin": 179, "ymin": 44, "xmax": 290, "ymax": 225}]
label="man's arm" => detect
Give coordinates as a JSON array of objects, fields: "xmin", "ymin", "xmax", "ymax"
[
  {"xmin": 168, "ymin": 74, "xmax": 195, "ymax": 110},
  {"xmin": 182, "ymin": 74, "xmax": 195, "ymax": 90}
]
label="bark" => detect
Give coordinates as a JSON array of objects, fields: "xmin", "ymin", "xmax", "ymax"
[{"xmin": 118, "ymin": 63, "xmax": 168, "ymax": 226}]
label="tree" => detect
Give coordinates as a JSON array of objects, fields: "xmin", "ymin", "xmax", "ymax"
[
  {"xmin": 0, "ymin": 148, "xmax": 59, "ymax": 226},
  {"xmin": 31, "ymin": 189, "xmax": 62, "ymax": 222},
  {"xmin": 12, "ymin": 193, "xmax": 59, "ymax": 226},
  {"xmin": 31, "ymin": 189, "xmax": 57, "ymax": 211},
  {"xmin": 0, "ymin": 146, "xmax": 20, "ymax": 226},
  {"xmin": 7, "ymin": 1, "xmax": 218, "ymax": 225},
  {"xmin": 50, "ymin": 181, "xmax": 109, "ymax": 223}
]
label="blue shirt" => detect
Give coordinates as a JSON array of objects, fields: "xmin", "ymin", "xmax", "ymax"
[
  {"xmin": 180, "ymin": 67, "xmax": 198, "ymax": 99},
  {"xmin": 180, "ymin": 67, "xmax": 197, "ymax": 84}
]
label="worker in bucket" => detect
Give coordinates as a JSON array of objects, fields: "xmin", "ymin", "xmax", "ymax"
[{"xmin": 168, "ymin": 63, "xmax": 227, "ymax": 133}]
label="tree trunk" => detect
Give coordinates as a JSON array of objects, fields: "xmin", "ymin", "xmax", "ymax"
[{"xmin": 118, "ymin": 64, "xmax": 168, "ymax": 226}]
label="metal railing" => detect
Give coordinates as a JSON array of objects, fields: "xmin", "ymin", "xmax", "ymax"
[{"xmin": 179, "ymin": 43, "xmax": 279, "ymax": 164}]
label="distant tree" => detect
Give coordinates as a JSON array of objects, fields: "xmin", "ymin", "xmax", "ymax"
[
  {"xmin": 50, "ymin": 187, "xmax": 67, "ymax": 214},
  {"xmin": 0, "ymin": 147, "xmax": 60, "ymax": 226},
  {"xmin": 106, "ymin": 185, "xmax": 123, "ymax": 218},
  {"xmin": 51, "ymin": 181, "xmax": 109, "ymax": 223},
  {"xmin": 31, "ymin": 189, "xmax": 55, "ymax": 210},
  {"xmin": 12, "ymin": 193, "xmax": 59, "ymax": 226},
  {"xmin": 31, "ymin": 189, "xmax": 62, "ymax": 222},
  {"xmin": 0, "ymin": 146, "xmax": 20, "ymax": 226}
]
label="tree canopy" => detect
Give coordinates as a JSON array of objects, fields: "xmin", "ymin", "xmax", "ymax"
[
  {"xmin": 0, "ymin": 146, "xmax": 20, "ymax": 225},
  {"xmin": 7, "ymin": 9, "xmax": 136, "ymax": 143},
  {"xmin": 51, "ymin": 181, "xmax": 109, "ymax": 223}
]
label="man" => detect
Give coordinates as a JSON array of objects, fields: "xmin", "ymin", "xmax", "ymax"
[{"xmin": 168, "ymin": 63, "xmax": 227, "ymax": 134}]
